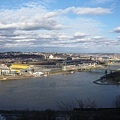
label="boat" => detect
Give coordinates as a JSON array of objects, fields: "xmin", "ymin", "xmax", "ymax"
[{"xmin": 70, "ymin": 71, "xmax": 74, "ymax": 74}]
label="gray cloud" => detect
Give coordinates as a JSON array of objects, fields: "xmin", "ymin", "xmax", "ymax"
[
  {"xmin": 0, "ymin": 4, "xmax": 64, "ymax": 31},
  {"xmin": 73, "ymin": 32, "xmax": 89, "ymax": 39},
  {"xmin": 118, "ymin": 36, "xmax": 120, "ymax": 39},
  {"xmin": 0, "ymin": 16, "xmax": 63, "ymax": 31},
  {"xmin": 114, "ymin": 26, "xmax": 120, "ymax": 33},
  {"xmin": 91, "ymin": 36, "xmax": 120, "ymax": 46}
]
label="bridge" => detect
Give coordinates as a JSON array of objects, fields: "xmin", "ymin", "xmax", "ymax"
[{"xmin": 62, "ymin": 64, "xmax": 120, "ymax": 72}]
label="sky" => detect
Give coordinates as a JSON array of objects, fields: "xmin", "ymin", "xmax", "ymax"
[{"xmin": 0, "ymin": 0, "xmax": 120, "ymax": 53}]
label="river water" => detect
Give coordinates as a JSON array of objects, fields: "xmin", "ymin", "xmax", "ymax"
[{"xmin": 0, "ymin": 69, "xmax": 120, "ymax": 110}]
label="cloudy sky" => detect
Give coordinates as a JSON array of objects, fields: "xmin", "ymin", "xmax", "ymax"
[{"xmin": 0, "ymin": 0, "xmax": 120, "ymax": 53}]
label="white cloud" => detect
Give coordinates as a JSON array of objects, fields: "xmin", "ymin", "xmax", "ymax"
[
  {"xmin": 92, "ymin": 36, "xmax": 105, "ymax": 40},
  {"xmin": 58, "ymin": 35, "xmax": 71, "ymax": 39},
  {"xmin": 58, "ymin": 16, "xmax": 104, "ymax": 38},
  {"xmin": 5, "ymin": 42, "xmax": 34, "ymax": 48},
  {"xmin": 64, "ymin": 7, "xmax": 112, "ymax": 15},
  {"xmin": 91, "ymin": 0, "xmax": 114, "ymax": 4},
  {"xmin": 0, "ymin": 1, "xmax": 118, "ymax": 53}
]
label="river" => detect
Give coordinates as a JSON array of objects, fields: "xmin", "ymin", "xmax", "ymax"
[{"xmin": 0, "ymin": 69, "xmax": 120, "ymax": 110}]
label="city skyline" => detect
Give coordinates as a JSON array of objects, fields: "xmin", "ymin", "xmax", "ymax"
[{"xmin": 0, "ymin": 0, "xmax": 120, "ymax": 53}]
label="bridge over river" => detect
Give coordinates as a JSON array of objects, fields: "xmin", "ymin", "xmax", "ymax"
[
  {"xmin": 62, "ymin": 64, "xmax": 120, "ymax": 72},
  {"xmin": 104, "ymin": 65, "xmax": 120, "ymax": 72},
  {"xmin": 90, "ymin": 65, "xmax": 120, "ymax": 71}
]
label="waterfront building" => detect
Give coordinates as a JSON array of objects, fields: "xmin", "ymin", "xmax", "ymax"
[
  {"xmin": 10, "ymin": 64, "xmax": 30, "ymax": 74},
  {"xmin": 62, "ymin": 65, "xmax": 76, "ymax": 71},
  {"xmin": 0, "ymin": 64, "xmax": 10, "ymax": 75},
  {"xmin": 10, "ymin": 64, "xmax": 29, "ymax": 69}
]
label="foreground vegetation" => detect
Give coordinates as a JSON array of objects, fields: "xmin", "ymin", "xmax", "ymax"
[
  {"xmin": 1, "ymin": 96, "xmax": 120, "ymax": 120},
  {"xmin": 1, "ymin": 108, "xmax": 120, "ymax": 120}
]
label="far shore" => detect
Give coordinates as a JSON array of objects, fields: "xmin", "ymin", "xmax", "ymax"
[
  {"xmin": 0, "ymin": 75, "xmax": 34, "ymax": 81},
  {"xmin": 1, "ymin": 70, "xmax": 120, "ymax": 86}
]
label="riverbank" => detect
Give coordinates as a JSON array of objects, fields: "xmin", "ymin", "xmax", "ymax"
[
  {"xmin": 0, "ymin": 75, "xmax": 34, "ymax": 81},
  {"xmin": 93, "ymin": 71, "xmax": 120, "ymax": 85},
  {"xmin": 0, "ymin": 70, "xmax": 73, "ymax": 81},
  {"xmin": 93, "ymin": 79, "xmax": 117, "ymax": 85}
]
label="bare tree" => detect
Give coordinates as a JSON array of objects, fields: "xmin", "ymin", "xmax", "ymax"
[
  {"xmin": 57, "ymin": 98, "xmax": 98, "ymax": 110},
  {"xmin": 74, "ymin": 97, "xmax": 85, "ymax": 109},
  {"xmin": 85, "ymin": 98, "xmax": 97, "ymax": 108},
  {"xmin": 57, "ymin": 101, "xmax": 76, "ymax": 111}
]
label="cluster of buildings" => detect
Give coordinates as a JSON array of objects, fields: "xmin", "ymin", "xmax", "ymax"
[
  {"xmin": 0, "ymin": 52, "xmax": 119, "ymax": 78},
  {"xmin": 0, "ymin": 63, "xmax": 33, "ymax": 76}
]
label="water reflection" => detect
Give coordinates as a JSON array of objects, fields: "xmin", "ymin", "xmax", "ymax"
[{"xmin": 0, "ymin": 71, "xmax": 120, "ymax": 110}]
